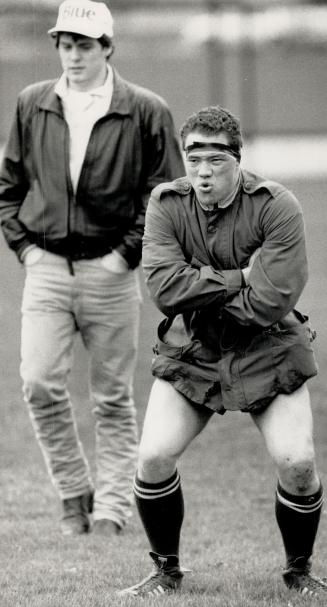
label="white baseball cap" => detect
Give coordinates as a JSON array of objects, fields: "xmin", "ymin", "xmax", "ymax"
[{"xmin": 48, "ymin": 0, "xmax": 114, "ymax": 39}]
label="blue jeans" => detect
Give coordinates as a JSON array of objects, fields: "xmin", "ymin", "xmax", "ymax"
[{"xmin": 20, "ymin": 251, "xmax": 141, "ymax": 528}]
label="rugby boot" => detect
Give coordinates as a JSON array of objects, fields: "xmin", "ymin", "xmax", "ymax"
[
  {"xmin": 117, "ymin": 551, "xmax": 183, "ymax": 597},
  {"xmin": 60, "ymin": 491, "xmax": 93, "ymax": 536},
  {"xmin": 283, "ymin": 558, "xmax": 327, "ymax": 598}
]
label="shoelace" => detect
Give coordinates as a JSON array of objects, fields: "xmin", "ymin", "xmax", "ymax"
[
  {"xmin": 285, "ymin": 572, "xmax": 327, "ymax": 598},
  {"xmin": 121, "ymin": 568, "xmax": 181, "ymax": 596},
  {"xmin": 298, "ymin": 574, "xmax": 327, "ymax": 597}
]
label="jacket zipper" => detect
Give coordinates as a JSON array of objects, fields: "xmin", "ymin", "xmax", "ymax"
[{"xmin": 63, "ymin": 120, "xmax": 75, "ymax": 237}]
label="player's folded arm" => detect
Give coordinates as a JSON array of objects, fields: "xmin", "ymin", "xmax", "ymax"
[
  {"xmin": 224, "ymin": 194, "xmax": 308, "ymax": 328},
  {"xmin": 142, "ymin": 197, "xmax": 243, "ymax": 317}
]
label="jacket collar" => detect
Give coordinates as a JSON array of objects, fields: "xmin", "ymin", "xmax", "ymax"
[
  {"xmin": 154, "ymin": 170, "xmax": 279, "ymax": 203},
  {"xmin": 241, "ymin": 169, "xmax": 281, "ymax": 196},
  {"xmin": 241, "ymin": 169, "xmax": 268, "ymax": 193},
  {"xmin": 108, "ymin": 69, "xmax": 131, "ymax": 116},
  {"xmin": 169, "ymin": 171, "xmax": 276, "ymax": 196},
  {"xmin": 36, "ymin": 68, "xmax": 131, "ymax": 117}
]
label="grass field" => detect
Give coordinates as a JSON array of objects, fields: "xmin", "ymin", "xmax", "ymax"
[{"xmin": 1, "ymin": 178, "xmax": 327, "ymax": 606}]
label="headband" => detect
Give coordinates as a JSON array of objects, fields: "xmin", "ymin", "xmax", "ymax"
[{"xmin": 185, "ymin": 141, "xmax": 241, "ymax": 161}]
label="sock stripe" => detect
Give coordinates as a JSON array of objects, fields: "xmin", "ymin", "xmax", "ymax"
[
  {"xmin": 134, "ymin": 473, "xmax": 181, "ymax": 501},
  {"xmin": 276, "ymin": 489, "xmax": 324, "ymax": 514}
]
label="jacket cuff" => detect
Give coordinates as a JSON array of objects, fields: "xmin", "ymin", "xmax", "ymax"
[
  {"xmin": 20, "ymin": 244, "xmax": 38, "ymax": 263},
  {"xmin": 14, "ymin": 239, "xmax": 35, "ymax": 263}
]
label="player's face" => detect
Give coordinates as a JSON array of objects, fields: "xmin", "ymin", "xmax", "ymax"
[
  {"xmin": 184, "ymin": 132, "xmax": 240, "ymax": 206},
  {"xmin": 58, "ymin": 34, "xmax": 108, "ymax": 91}
]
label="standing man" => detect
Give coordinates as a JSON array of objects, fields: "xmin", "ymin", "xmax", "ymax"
[
  {"xmin": 0, "ymin": 0, "xmax": 184, "ymax": 537},
  {"xmin": 119, "ymin": 105, "xmax": 327, "ymax": 598}
]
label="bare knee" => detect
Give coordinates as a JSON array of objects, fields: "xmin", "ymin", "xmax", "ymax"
[
  {"xmin": 138, "ymin": 448, "xmax": 178, "ymax": 484},
  {"xmin": 278, "ymin": 455, "xmax": 319, "ymax": 495}
]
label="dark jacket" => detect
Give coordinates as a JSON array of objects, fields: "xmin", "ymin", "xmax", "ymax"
[
  {"xmin": 0, "ymin": 70, "xmax": 185, "ymax": 267},
  {"xmin": 142, "ymin": 173, "xmax": 318, "ymax": 413}
]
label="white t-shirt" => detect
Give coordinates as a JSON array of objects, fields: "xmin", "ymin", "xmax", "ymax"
[{"xmin": 55, "ymin": 66, "xmax": 113, "ymax": 192}]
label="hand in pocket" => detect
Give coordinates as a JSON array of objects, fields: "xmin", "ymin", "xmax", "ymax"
[
  {"xmin": 23, "ymin": 246, "xmax": 45, "ymax": 266},
  {"xmin": 101, "ymin": 250, "xmax": 129, "ymax": 274}
]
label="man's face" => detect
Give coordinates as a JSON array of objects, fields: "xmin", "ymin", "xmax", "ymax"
[
  {"xmin": 184, "ymin": 132, "xmax": 240, "ymax": 206},
  {"xmin": 58, "ymin": 33, "xmax": 108, "ymax": 91}
]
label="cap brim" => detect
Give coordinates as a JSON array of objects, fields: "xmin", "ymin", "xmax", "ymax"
[{"xmin": 47, "ymin": 26, "xmax": 104, "ymax": 38}]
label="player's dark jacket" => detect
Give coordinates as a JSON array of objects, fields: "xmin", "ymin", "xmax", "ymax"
[
  {"xmin": 143, "ymin": 174, "xmax": 318, "ymax": 413},
  {"xmin": 0, "ymin": 70, "xmax": 184, "ymax": 267}
]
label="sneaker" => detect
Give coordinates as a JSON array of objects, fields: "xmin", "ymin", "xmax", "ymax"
[
  {"xmin": 93, "ymin": 519, "xmax": 121, "ymax": 537},
  {"xmin": 117, "ymin": 552, "xmax": 183, "ymax": 597},
  {"xmin": 60, "ymin": 491, "xmax": 93, "ymax": 536},
  {"xmin": 283, "ymin": 561, "xmax": 327, "ymax": 598}
]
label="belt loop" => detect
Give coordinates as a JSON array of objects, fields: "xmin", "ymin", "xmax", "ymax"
[{"xmin": 66, "ymin": 257, "xmax": 75, "ymax": 276}]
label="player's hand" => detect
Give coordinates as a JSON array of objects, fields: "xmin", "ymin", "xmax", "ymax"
[
  {"xmin": 100, "ymin": 249, "xmax": 129, "ymax": 274},
  {"xmin": 242, "ymin": 247, "xmax": 261, "ymax": 286}
]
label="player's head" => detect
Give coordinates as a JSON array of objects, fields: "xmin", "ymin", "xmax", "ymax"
[
  {"xmin": 48, "ymin": 0, "xmax": 114, "ymax": 60},
  {"xmin": 181, "ymin": 106, "xmax": 242, "ymax": 207},
  {"xmin": 180, "ymin": 105, "xmax": 242, "ymax": 159}
]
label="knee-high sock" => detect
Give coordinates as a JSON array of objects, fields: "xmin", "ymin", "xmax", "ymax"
[
  {"xmin": 134, "ymin": 469, "xmax": 184, "ymax": 556},
  {"xmin": 275, "ymin": 481, "xmax": 324, "ymax": 569}
]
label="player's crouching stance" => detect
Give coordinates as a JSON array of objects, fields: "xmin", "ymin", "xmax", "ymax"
[{"xmin": 118, "ymin": 105, "xmax": 327, "ymax": 599}]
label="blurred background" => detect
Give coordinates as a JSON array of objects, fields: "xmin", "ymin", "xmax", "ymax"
[{"xmin": 0, "ymin": 0, "xmax": 327, "ymax": 178}]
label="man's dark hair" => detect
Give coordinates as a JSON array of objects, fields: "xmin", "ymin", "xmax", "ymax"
[
  {"xmin": 180, "ymin": 105, "xmax": 243, "ymax": 153},
  {"xmin": 54, "ymin": 32, "xmax": 115, "ymax": 60}
]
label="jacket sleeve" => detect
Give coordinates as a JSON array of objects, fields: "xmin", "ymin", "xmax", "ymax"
[
  {"xmin": 142, "ymin": 194, "xmax": 243, "ymax": 316},
  {"xmin": 224, "ymin": 190, "xmax": 308, "ymax": 327},
  {"xmin": 116, "ymin": 103, "xmax": 185, "ymax": 269},
  {"xmin": 0, "ymin": 99, "xmax": 32, "ymax": 260}
]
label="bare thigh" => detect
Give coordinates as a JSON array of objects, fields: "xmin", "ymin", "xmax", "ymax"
[
  {"xmin": 251, "ymin": 383, "xmax": 319, "ymax": 494},
  {"xmin": 138, "ymin": 378, "xmax": 213, "ymax": 482}
]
